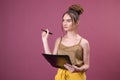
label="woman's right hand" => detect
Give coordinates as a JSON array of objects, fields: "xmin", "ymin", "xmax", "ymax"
[{"xmin": 41, "ymin": 29, "xmax": 49, "ymax": 41}]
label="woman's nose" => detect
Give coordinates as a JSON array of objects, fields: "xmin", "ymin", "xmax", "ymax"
[
  {"xmin": 63, "ymin": 21, "xmax": 67, "ymax": 26},
  {"xmin": 63, "ymin": 23, "xmax": 67, "ymax": 27}
]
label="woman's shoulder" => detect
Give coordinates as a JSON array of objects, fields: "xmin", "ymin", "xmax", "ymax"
[
  {"xmin": 80, "ymin": 37, "xmax": 89, "ymax": 47},
  {"xmin": 77, "ymin": 35, "xmax": 89, "ymax": 44},
  {"xmin": 81, "ymin": 38, "xmax": 89, "ymax": 43},
  {"xmin": 55, "ymin": 37, "xmax": 62, "ymax": 44}
]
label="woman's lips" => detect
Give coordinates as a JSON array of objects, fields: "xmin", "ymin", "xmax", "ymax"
[{"xmin": 63, "ymin": 26, "xmax": 68, "ymax": 28}]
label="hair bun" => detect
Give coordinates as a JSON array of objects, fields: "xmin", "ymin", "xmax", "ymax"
[{"xmin": 68, "ymin": 4, "xmax": 84, "ymax": 15}]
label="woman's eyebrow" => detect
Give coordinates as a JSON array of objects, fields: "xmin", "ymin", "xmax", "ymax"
[{"xmin": 63, "ymin": 18, "xmax": 72, "ymax": 20}]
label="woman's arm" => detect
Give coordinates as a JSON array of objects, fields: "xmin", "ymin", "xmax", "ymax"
[
  {"xmin": 78, "ymin": 39, "xmax": 90, "ymax": 71},
  {"xmin": 42, "ymin": 29, "xmax": 61, "ymax": 54},
  {"xmin": 42, "ymin": 29, "xmax": 51, "ymax": 54}
]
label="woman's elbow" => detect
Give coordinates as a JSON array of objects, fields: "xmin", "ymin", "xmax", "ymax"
[{"xmin": 85, "ymin": 64, "xmax": 90, "ymax": 71}]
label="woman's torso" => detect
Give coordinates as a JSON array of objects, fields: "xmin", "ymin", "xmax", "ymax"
[{"xmin": 57, "ymin": 37, "xmax": 84, "ymax": 67}]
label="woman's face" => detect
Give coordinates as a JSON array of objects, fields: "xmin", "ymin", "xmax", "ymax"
[{"xmin": 62, "ymin": 14, "xmax": 76, "ymax": 31}]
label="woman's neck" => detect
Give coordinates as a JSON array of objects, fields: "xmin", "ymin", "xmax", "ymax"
[{"xmin": 65, "ymin": 30, "xmax": 78, "ymax": 39}]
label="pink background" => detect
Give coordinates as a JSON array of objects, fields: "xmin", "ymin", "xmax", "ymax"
[{"xmin": 0, "ymin": 0, "xmax": 120, "ymax": 80}]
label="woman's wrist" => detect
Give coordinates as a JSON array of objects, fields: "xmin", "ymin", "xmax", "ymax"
[
  {"xmin": 78, "ymin": 65, "xmax": 89, "ymax": 72},
  {"xmin": 72, "ymin": 65, "xmax": 83, "ymax": 72},
  {"xmin": 42, "ymin": 38, "xmax": 48, "ymax": 42}
]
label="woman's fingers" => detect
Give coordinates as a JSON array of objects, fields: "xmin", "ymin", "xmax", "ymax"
[
  {"xmin": 41, "ymin": 29, "xmax": 49, "ymax": 40},
  {"xmin": 41, "ymin": 29, "xmax": 53, "ymax": 35},
  {"xmin": 64, "ymin": 63, "xmax": 75, "ymax": 72},
  {"xmin": 46, "ymin": 29, "xmax": 50, "ymax": 35}
]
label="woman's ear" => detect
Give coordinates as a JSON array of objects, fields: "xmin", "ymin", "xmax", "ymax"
[{"xmin": 76, "ymin": 20, "xmax": 79, "ymax": 26}]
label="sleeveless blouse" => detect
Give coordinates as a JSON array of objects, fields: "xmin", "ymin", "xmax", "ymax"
[{"xmin": 57, "ymin": 37, "xmax": 84, "ymax": 67}]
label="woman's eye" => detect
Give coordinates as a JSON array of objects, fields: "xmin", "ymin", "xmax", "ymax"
[
  {"xmin": 62, "ymin": 19, "xmax": 72, "ymax": 23},
  {"xmin": 67, "ymin": 19, "xmax": 72, "ymax": 22}
]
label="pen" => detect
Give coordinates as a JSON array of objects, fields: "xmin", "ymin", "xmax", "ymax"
[{"xmin": 41, "ymin": 29, "xmax": 53, "ymax": 35}]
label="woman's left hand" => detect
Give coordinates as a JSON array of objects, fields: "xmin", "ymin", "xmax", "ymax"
[{"xmin": 64, "ymin": 63, "xmax": 80, "ymax": 72}]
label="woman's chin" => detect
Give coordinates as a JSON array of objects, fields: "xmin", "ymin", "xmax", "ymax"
[
  {"xmin": 63, "ymin": 29, "xmax": 66, "ymax": 31},
  {"xmin": 63, "ymin": 28, "xmax": 70, "ymax": 31}
]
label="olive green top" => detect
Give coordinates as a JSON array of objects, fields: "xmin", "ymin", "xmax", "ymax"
[{"xmin": 57, "ymin": 37, "xmax": 84, "ymax": 67}]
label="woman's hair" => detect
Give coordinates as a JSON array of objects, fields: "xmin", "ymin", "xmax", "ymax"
[{"xmin": 63, "ymin": 4, "xmax": 84, "ymax": 23}]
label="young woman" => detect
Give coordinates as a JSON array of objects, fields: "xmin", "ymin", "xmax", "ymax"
[{"xmin": 42, "ymin": 4, "xmax": 90, "ymax": 80}]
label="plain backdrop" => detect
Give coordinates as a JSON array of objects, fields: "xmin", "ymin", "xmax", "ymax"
[{"xmin": 0, "ymin": 0, "xmax": 120, "ymax": 80}]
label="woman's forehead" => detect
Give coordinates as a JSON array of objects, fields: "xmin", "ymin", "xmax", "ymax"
[{"xmin": 63, "ymin": 14, "xmax": 71, "ymax": 20}]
